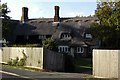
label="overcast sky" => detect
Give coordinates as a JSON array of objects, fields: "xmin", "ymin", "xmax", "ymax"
[{"xmin": 1, "ymin": 0, "xmax": 97, "ymax": 20}]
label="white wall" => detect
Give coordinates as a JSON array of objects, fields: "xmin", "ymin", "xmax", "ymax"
[
  {"xmin": 0, "ymin": 47, "xmax": 64, "ymax": 71},
  {"xmin": 0, "ymin": 48, "xmax": 2, "ymax": 63},
  {"xmin": 93, "ymin": 49, "xmax": 120, "ymax": 79},
  {"xmin": 0, "ymin": 47, "xmax": 44, "ymax": 69}
]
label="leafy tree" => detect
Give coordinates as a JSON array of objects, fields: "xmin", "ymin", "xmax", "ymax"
[
  {"xmin": 0, "ymin": 3, "xmax": 17, "ymax": 42},
  {"xmin": 42, "ymin": 38, "xmax": 57, "ymax": 51},
  {"xmin": 90, "ymin": 1, "xmax": 120, "ymax": 49},
  {"xmin": 2, "ymin": 20, "xmax": 18, "ymax": 42},
  {"xmin": 0, "ymin": 3, "xmax": 11, "ymax": 19}
]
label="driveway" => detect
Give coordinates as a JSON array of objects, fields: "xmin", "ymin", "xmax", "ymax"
[{"xmin": 0, "ymin": 66, "xmax": 91, "ymax": 80}]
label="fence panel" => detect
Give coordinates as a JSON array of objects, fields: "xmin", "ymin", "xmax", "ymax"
[{"xmin": 93, "ymin": 49, "xmax": 120, "ymax": 78}]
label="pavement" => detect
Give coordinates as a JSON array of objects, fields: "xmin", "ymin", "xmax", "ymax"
[{"xmin": 0, "ymin": 66, "xmax": 91, "ymax": 80}]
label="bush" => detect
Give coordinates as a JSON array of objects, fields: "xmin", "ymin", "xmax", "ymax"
[
  {"xmin": 6, "ymin": 43, "xmax": 42, "ymax": 47},
  {"xmin": 7, "ymin": 57, "xmax": 19, "ymax": 66},
  {"xmin": 7, "ymin": 60, "xmax": 12, "ymax": 66},
  {"xmin": 7, "ymin": 52, "xmax": 27, "ymax": 67},
  {"xmin": 42, "ymin": 38, "xmax": 57, "ymax": 51},
  {"xmin": 7, "ymin": 58, "xmax": 26, "ymax": 66},
  {"xmin": 12, "ymin": 57, "xmax": 19, "ymax": 66},
  {"xmin": 17, "ymin": 51, "xmax": 27, "ymax": 66},
  {"xmin": 17, "ymin": 58, "xmax": 26, "ymax": 66},
  {"xmin": 12, "ymin": 59, "xmax": 18, "ymax": 66}
]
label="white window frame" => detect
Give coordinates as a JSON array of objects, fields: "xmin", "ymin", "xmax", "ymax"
[
  {"xmin": 85, "ymin": 34, "xmax": 92, "ymax": 39},
  {"xmin": 39, "ymin": 35, "xmax": 46, "ymax": 39},
  {"xmin": 39, "ymin": 35, "xmax": 42, "ymax": 39},
  {"xmin": 76, "ymin": 47, "xmax": 84, "ymax": 53},
  {"xmin": 61, "ymin": 34, "xmax": 71, "ymax": 39},
  {"xmin": 43, "ymin": 35, "xmax": 46, "ymax": 39},
  {"xmin": 58, "ymin": 46, "xmax": 69, "ymax": 53}
]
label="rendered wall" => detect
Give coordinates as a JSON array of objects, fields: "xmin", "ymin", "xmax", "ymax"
[
  {"xmin": 1, "ymin": 47, "xmax": 43, "ymax": 69},
  {"xmin": 25, "ymin": 48, "xmax": 43, "ymax": 69},
  {"xmin": 0, "ymin": 48, "xmax": 2, "ymax": 80},
  {"xmin": 93, "ymin": 49, "xmax": 120, "ymax": 79}
]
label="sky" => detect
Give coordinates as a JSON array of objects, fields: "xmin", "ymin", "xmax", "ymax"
[{"xmin": 1, "ymin": 0, "xmax": 97, "ymax": 20}]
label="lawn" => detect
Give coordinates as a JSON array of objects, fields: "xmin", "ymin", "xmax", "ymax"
[
  {"xmin": 74, "ymin": 58, "xmax": 92, "ymax": 74},
  {"xmin": 2, "ymin": 63, "xmax": 45, "ymax": 72}
]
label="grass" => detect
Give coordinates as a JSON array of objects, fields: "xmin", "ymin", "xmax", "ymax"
[
  {"xmin": 2, "ymin": 63, "xmax": 46, "ymax": 72},
  {"xmin": 4, "ymin": 43, "xmax": 42, "ymax": 47},
  {"xmin": 85, "ymin": 78, "xmax": 118, "ymax": 80},
  {"xmin": 74, "ymin": 58, "xmax": 119, "ymax": 80},
  {"xmin": 74, "ymin": 58, "xmax": 92, "ymax": 74}
]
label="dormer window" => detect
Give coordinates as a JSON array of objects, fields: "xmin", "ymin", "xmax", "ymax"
[
  {"xmin": 85, "ymin": 33, "xmax": 92, "ymax": 39},
  {"xmin": 61, "ymin": 34, "xmax": 70, "ymax": 38},
  {"xmin": 60, "ymin": 33, "xmax": 71, "ymax": 40}
]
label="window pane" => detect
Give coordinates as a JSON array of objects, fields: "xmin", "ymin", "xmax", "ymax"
[
  {"xmin": 63, "ymin": 47, "xmax": 64, "ymax": 52},
  {"xmin": 77, "ymin": 47, "xmax": 84, "ymax": 53},
  {"xmin": 86, "ymin": 34, "xmax": 92, "ymax": 38},
  {"xmin": 78, "ymin": 47, "xmax": 80, "ymax": 52},
  {"xmin": 81, "ymin": 48, "xmax": 83, "ymax": 52},
  {"xmin": 59, "ymin": 47, "xmax": 61, "ymax": 52},
  {"xmin": 65, "ymin": 47, "xmax": 68, "ymax": 52}
]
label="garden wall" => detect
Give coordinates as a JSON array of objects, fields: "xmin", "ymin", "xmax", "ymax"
[
  {"xmin": 93, "ymin": 49, "xmax": 120, "ymax": 79},
  {"xmin": 0, "ymin": 47, "xmax": 2, "ymax": 80},
  {"xmin": 0, "ymin": 47, "xmax": 64, "ymax": 71}
]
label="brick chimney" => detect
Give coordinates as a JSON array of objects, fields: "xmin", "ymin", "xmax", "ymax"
[
  {"xmin": 54, "ymin": 6, "xmax": 60, "ymax": 22},
  {"xmin": 21, "ymin": 7, "xmax": 28, "ymax": 23}
]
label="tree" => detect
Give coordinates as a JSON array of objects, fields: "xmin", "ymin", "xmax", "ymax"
[
  {"xmin": 0, "ymin": 3, "xmax": 11, "ymax": 19},
  {"xmin": 42, "ymin": 38, "xmax": 57, "ymax": 51},
  {"xmin": 90, "ymin": 1, "xmax": 120, "ymax": 49},
  {"xmin": 0, "ymin": 3, "xmax": 11, "ymax": 40},
  {"xmin": 0, "ymin": 3, "xmax": 17, "ymax": 42},
  {"xmin": 2, "ymin": 20, "xmax": 18, "ymax": 42}
]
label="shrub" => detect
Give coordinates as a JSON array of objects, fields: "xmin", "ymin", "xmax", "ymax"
[
  {"xmin": 12, "ymin": 57, "xmax": 19, "ymax": 66},
  {"xmin": 17, "ymin": 58, "xmax": 26, "ymax": 66},
  {"xmin": 42, "ymin": 38, "xmax": 57, "ymax": 51},
  {"xmin": 7, "ymin": 60, "xmax": 12, "ymax": 66},
  {"xmin": 7, "ymin": 52, "xmax": 27, "ymax": 67}
]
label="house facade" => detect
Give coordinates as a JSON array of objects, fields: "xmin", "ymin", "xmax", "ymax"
[{"xmin": 7, "ymin": 6, "xmax": 100, "ymax": 57}]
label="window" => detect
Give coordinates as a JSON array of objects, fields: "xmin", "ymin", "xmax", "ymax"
[
  {"xmin": 65, "ymin": 47, "xmax": 68, "ymax": 52},
  {"xmin": 61, "ymin": 33, "xmax": 71, "ymax": 39},
  {"xmin": 39, "ymin": 35, "xmax": 46, "ymax": 39},
  {"xmin": 85, "ymin": 34, "xmax": 92, "ymax": 39},
  {"xmin": 58, "ymin": 46, "xmax": 69, "ymax": 53},
  {"xmin": 76, "ymin": 47, "xmax": 84, "ymax": 53}
]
